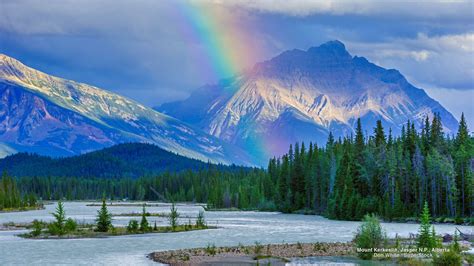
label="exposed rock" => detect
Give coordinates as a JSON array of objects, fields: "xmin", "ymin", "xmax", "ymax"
[
  {"xmin": 148, "ymin": 242, "xmax": 354, "ymax": 265},
  {"xmin": 159, "ymin": 40, "xmax": 458, "ymax": 164}
]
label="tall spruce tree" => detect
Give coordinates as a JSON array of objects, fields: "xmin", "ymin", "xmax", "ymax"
[
  {"xmin": 417, "ymin": 201, "xmax": 436, "ymax": 251},
  {"xmin": 96, "ymin": 199, "xmax": 112, "ymax": 232},
  {"xmin": 51, "ymin": 201, "xmax": 66, "ymax": 235},
  {"xmin": 354, "ymin": 118, "xmax": 368, "ymax": 196},
  {"xmin": 454, "ymin": 113, "xmax": 473, "ymax": 216}
]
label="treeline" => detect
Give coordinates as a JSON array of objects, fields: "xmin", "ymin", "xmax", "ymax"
[
  {"xmin": 6, "ymin": 114, "xmax": 473, "ymax": 221},
  {"xmin": 15, "ymin": 167, "xmax": 269, "ymax": 210},
  {"xmin": 267, "ymin": 113, "xmax": 473, "ymax": 220},
  {"xmin": 0, "ymin": 173, "xmax": 39, "ymax": 210}
]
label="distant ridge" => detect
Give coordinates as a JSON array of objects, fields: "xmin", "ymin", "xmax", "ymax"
[{"xmin": 0, "ymin": 143, "xmax": 246, "ymax": 178}]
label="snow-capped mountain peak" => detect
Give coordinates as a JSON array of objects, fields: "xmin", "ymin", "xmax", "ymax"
[{"xmin": 158, "ymin": 41, "xmax": 458, "ymax": 163}]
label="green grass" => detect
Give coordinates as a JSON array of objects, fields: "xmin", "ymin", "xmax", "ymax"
[
  {"xmin": 112, "ymin": 212, "xmax": 169, "ymax": 217},
  {"xmin": 111, "ymin": 212, "xmax": 193, "ymax": 219},
  {"xmin": 19, "ymin": 224, "xmax": 215, "ymax": 239}
]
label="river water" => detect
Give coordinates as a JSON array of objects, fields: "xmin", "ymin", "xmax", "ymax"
[{"xmin": 0, "ymin": 202, "xmax": 471, "ymax": 265}]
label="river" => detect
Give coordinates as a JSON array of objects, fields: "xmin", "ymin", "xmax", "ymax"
[{"xmin": 0, "ymin": 202, "xmax": 471, "ymax": 265}]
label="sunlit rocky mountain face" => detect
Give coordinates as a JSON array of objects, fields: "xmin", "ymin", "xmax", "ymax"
[
  {"xmin": 0, "ymin": 41, "xmax": 458, "ymax": 166},
  {"xmin": 159, "ymin": 41, "xmax": 458, "ymax": 164},
  {"xmin": 0, "ymin": 54, "xmax": 253, "ymax": 165}
]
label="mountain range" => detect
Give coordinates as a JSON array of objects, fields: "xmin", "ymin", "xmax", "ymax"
[
  {"xmin": 0, "ymin": 54, "xmax": 252, "ymax": 165},
  {"xmin": 158, "ymin": 41, "xmax": 458, "ymax": 163},
  {"xmin": 0, "ymin": 41, "xmax": 459, "ymax": 166}
]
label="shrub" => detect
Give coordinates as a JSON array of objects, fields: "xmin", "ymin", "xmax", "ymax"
[
  {"xmin": 296, "ymin": 242, "xmax": 303, "ymax": 249},
  {"xmin": 205, "ymin": 243, "xmax": 216, "ymax": 256},
  {"xmin": 468, "ymin": 217, "xmax": 474, "ymax": 226},
  {"xmin": 313, "ymin": 243, "xmax": 322, "ymax": 251},
  {"xmin": 64, "ymin": 218, "xmax": 77, "ymax": 232},
  {"xmin": 266, "ymin": 244, "xmax": 272, "ymax": 256},
  {"xmin": 47, "ymin": 223, "xmax": 61, "ymax": 235},
  {"xmin": 127, "ymin": 220, "xmax": 139, "ymax": 233},
  {"xmin": 254, "ymin": 241, "xmax": 263, "ymax": 256},
  {"xmin": 432, "ymin": 250, "xmax": 461, "ymax": 266},
  {"xmin": 195, "ymin": 210, "xmax": 206, "ymax": 228},
  {"xmin": 30, "ymin": 219, "xmax": 43, "ymax": 237},
  {"xmin": 354, "ymin": 213, "xmax": 385, "ymax": 260},
  {"xmin": 432, "ymin": 231, "xmax": 462, "ymax": 266},
  {"xmin": 454, "ymin": 216, "xmax": 463, "ymax": 225}
]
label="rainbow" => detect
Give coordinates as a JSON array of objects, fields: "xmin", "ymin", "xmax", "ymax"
[
  {"xmin": 171, "ymin": 2, "xmax": 271, "ymax": 163},
  {"xmin": 171, "ymin": 2, "xmax": 259, "ymax": 81}
]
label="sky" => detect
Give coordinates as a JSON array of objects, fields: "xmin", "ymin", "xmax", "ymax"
[{"xmin": 1, "ymin": 0, "xmax": 473, "ymax": 127}]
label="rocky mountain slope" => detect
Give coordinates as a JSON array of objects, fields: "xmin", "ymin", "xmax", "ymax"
[
  {"xmin": 0, "ymin": 54, "xmax": 253, "ymax": 165},
  {"xmin": 159, "ymin": 41, "xmax": 458, "ymax": 163}
]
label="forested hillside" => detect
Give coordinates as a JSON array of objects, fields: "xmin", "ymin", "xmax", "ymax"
[
  {"xmin": 0, "ymin": 143, "xmax": 244, "ymax": 178},
  {"xmin": 3, "ymin": 114, "xmax": 473, "ymax": 220}
]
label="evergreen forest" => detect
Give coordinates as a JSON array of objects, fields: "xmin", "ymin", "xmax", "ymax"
[{"xmin": 1, "ymin": 114, "xmax": 472, "ymax": 221}]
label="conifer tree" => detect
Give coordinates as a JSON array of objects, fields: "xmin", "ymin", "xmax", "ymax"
[
  {"xmin": 96, "ymin": 198, "xmax": 112, "ymax": 232},
  {"xmin": 454, "ymin": 113, "xmax": 473, "ymax": 217},
  {"xmin": 50, "ymin": 201, "xmax": 66, "ymax": 235},
  {"xmin": 354, "ymin": 118, "xmax": 368, "ymax": 196},
  {"xmin": 139, "ymin": 204, "xmax": 149, "ymax": 232},
  {"xmin": 168, "ymin": 202, "xmax": 179, "ymax": 231},
  {"xmin": 374, "ymin": 120, "xmax": 386, "ymax": 148},
  {"xmin": 278, "ymin": 155, "xmax": 290, "ymax": 204},
  {"xmin": 417, "ymin": 201, "xmax": 436, "ymax": 251}
]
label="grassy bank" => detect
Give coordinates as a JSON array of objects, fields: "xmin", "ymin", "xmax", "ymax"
[
  {"xmin": 111, "ymin": 212, "xmax": 194, "ymax": 219},
  {"xmin": 17, "ymin": 200, "xmax": 214, "ymax": 239},
  {"xmin": 86, "ymin": 203, "xmax": 165, "ymax": 207},
  {"xmin": 19, "ymin": 223, "xmax": 215, "ymax": 239},
  {"xmin": 0, "ymin": 205, "xmax": 45, "ymax": 213}
]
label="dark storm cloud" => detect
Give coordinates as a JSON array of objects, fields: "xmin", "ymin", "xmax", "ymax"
[{"xmin": 0, "ymin": 0, "xmax": 472, "ymax": 126}]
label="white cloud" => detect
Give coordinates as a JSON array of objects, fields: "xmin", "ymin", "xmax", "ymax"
[
  {"xmin": 1, "ymin": 0, "xmax": 472, "ymax": 108},
  {"xmin": 346, "ymin": 33, "xmax": 474, "ymax": 90},
  {"xmin": 411, "ymin": 50, "xmax": 430, "ymax": 62},
  {"xmin": 196, "ymin": 0, "xmax": 473, "ymax": 18},
  {"xmin": 414, "ymin": 33, "xmax": 474, "ymax": 53},
  {"xmin": 375, "ymin": 49, "xmax": 431, "ymax": 62}
]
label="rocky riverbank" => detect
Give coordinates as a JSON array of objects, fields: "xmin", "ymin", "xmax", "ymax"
[{"xmin": 148, "ymin": 242, "xmax": 354, "ymax": 265}]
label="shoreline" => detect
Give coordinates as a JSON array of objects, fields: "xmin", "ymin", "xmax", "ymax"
[
  {"xmin": 205, "ymin": 207, "xmax": 473, "ymax": 225},
  {"xmin": 0, "ymin": 205, "xmax": 45, "ymax": 213},
  {"xmin": 148, "ymin": 242, "xmax": 354, "ymax": 265},
  {"xmin": 19, "ymin": 225, "xmax": 217, "ymax": 240}
]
